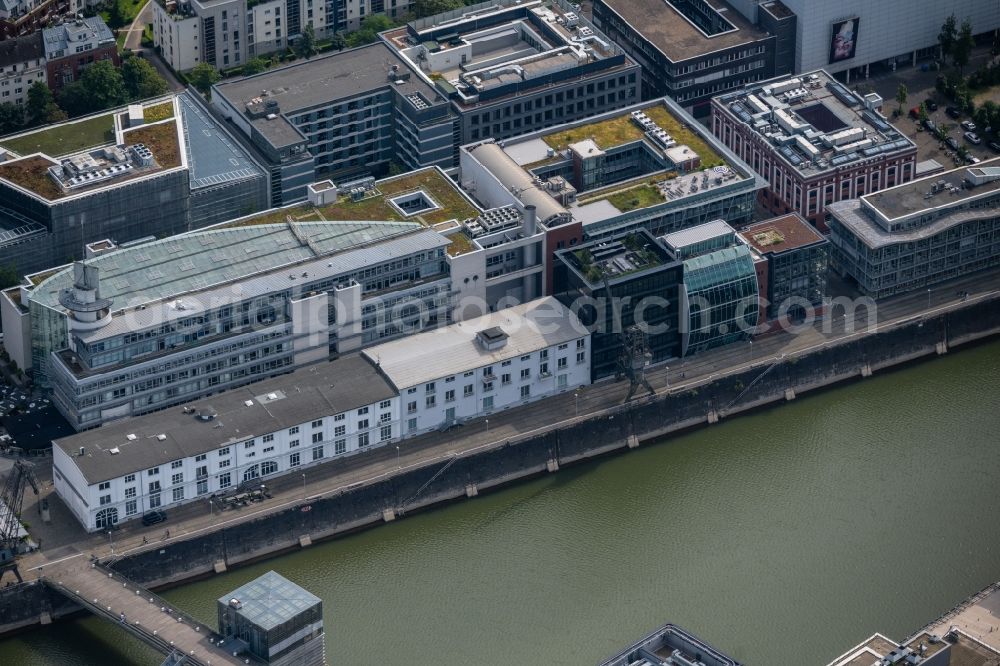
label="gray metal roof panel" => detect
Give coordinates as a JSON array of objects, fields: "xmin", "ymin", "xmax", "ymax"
[
  {"xmin": 363, "ymin": 297, "xmax": 586, "ymax": 390},
  {"xmin": 54, "ymin": 354, "xmax": 395, "ymax": 485}
]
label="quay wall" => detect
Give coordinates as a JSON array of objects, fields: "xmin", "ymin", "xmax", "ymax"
[{"xmin": 2, "ymin": 295, "xmax": 1000, "ymax": 635}]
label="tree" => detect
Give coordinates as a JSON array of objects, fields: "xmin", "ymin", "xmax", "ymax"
[
  {"xmin": 0, "ymin": 264, "xmax": 18, "ymax": 290},
  {"xmin": 895, "ymin": 82, "xmax": 907, "ymax": 114},
  {"xmin": 918, "ymin": 102, "xmax": 928, "ymax": 123},
  {"xmin": 346, "ymin": 15, "xmax": 396, "ymax": 47},
  {"xmin": 242, "ymin": 57, "xmax": 268, "ymax": 75},
  {"xmin": 952, "ymin": 19, "xmax": 974, "ymax": 75},
  {"xmin": 80, "ymin": 60, "xmax": 129, "ymax": 109},
  {"xmin": 414, "ymin": 0, "xmax": 463, "ymax": 18},
  {"xmin": 107, "ymin": 0, "xmax": 128, "ymax": 30},
  {"xmin": 58, "ymin": 81, "xmax": 91, "ymax": 117},
  {"xmin": 188, "ymin": 62, "xmax": 221, "ymax": 96},
  {"xmin": 0, "ymin": 102, "xmax": 24, "ymax": 135},
  {"xmin": 331, "ymin": 33, "xmax": 347, "ymax": 52},
  {"xmin": 938, "ymin": 14, "xmax": 957, "ymax": 63},
  {"xmin": 122, "ymin": 56, "xmax": 168, "ymax": 100},
  {"xmin": 295, "ymin": 23, "xmax": 316, "ymax": 59},
  {"xmin": 26, "ymin": 81, "xmax": 64, "ymax": 126}
]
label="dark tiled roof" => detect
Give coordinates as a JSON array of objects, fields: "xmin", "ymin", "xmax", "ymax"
[{"xmin": 0, "ymin": 32, "xmax": 44, "ymax": 69}]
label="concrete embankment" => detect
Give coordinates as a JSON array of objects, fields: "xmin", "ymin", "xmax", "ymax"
[{"xmin": 3, "ymin": 295, "xmax": 1000, "ymax": 636}]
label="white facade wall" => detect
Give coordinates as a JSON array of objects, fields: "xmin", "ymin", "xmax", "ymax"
[
  {"xmin": 248, "ymin": 0, "xmax": 286, "ymax": 58},
  {"xmin": 397, "ymin": 336, "xmax": 590, "ymax": 437},
  {"xmin": 0, "ymin": 49, "xmax": 46, "ymax": 106},
  {"xmin": 153, "ymin": 3, "xmax": 203, "ymax": 72},
  {"xmin": 0, "ymin": 288, "xmax": 31, "ymax": 372},
  {"xmin": 58, "ymin": 395, "xmax": 400, "ymax": 531},
  {"xmin": 779, "ymin": 0, "xmax": 1000, "ymax": 75}
]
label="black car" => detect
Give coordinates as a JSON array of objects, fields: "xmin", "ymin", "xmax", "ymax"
[
  {"xmin": 945, "ymin": 106, "xmax": 961, "ymax": 119},
  {"xmin": 924, "ymin": 98, "xmax": 938, "ymax": 111},
  {"xmin": 989, "ymin": 141, "xmax": 1000, "ymax": 153},
  {"xmin": 141, "ymin": 509, "xmax": 167, "ymax": 526}
]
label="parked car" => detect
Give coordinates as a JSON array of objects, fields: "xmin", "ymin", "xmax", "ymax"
[
  {"xmin": 924, "ymin": 98, "xmax": 938, "ymax": 111},
  {"xmin": 966, "ymin": 155, "xmax": 981, "ymax": 165},
  {"xmin": 909, "ymin": 106, "xmax": 921, "ymax": 119},
  {"xmin": 961, "ymin": 120, "xmax": 976, "ymax": 132},
  {"xmin": 964, "ymin": 131, "xmax": 982, "ymax": 145},
  {"xmin": 945, "ymin": 106, "xmax": 961, "ymax": 119},
  {"xmin": 923, "ymin": 119, "xmax": 937, "ymax": 132},
  {"xmin": 989, "ymin": 141, "xmax": 1000, "ymax": 153},
  {"xmin": 141, "ymin": 509, "xmax": 167, "ymax": 526},
  {"xmin": 946, "ymin": 137, "xmax": 960, "ymax": 151}
]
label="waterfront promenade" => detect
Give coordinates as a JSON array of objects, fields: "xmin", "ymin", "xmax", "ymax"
[{"xmin": 13, "ymin": 267, "xmax": 1000, "ymax": 583}]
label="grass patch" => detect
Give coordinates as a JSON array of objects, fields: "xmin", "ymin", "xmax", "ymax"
[
  {"xmin": 0, "ymin": 156, "xmax": 63, "ymax": 200},
  {"xmin": 603, "ymin": 183, "xmax": 666, "ymax": 212},
  {"xmin": 643, "ymin": 106, "xmax": 725, "ymax": 169},
  {"xmin": 543, "ymin": 114, "xmax": 644, "ymax": 152},
  {"xmin": 0, "ymin": 113, "xmax": 116, "ymax": 157},
  {"xmin": 122, "ymin": 120, "xmax": 181, "ymax": 168},
  {"xmin": 144, "ymin": 101, "xmax": 174, "ymax": 122},
  {"xmin": 445, "ymin": 230, "xmax": 475, "ymax": 257}
]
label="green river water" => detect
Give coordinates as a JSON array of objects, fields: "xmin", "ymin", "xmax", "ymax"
[{"xmin": 4, "ymin": 339, "xmax": 1000, "ymax": 665}]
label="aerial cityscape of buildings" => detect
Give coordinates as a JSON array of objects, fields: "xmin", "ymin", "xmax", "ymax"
[{"xmin": 1, "ymin": 0, "xmax": 1000, "ymax": 662}]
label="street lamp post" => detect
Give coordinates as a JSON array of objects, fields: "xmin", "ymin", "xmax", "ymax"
[
  {"xmin": 749, "ymin": 339, "xmax": 753, "ymax": 366},
  {"xmin": 301, "ymin": 473, "xmax": 306, "ymax": 497},
  {"xmin": 485, "ymin": 419, "xmax": 489, "ymax": 434},
  {"xmin": 107, "ymin": 530, "xmax": 114, "ymax": 555},
  {"xmin": 208, "ymin": 499, "xmax": 213, "ymax": 515},
  {"xmin": 927, "ymin": 287, "xmax": 932, "ymax": 310},
  {"xmin": 396, "ymin": 446, "xmax": 401, "ymax": 469},
  {"xmin": 574, "ymin": 392, "xmax": 579, "ymax": 417}
]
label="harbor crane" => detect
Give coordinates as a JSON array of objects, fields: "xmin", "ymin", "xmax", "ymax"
[{"xmin": 0, "ymin": 460, "xmax": 39, "ymax": 583}]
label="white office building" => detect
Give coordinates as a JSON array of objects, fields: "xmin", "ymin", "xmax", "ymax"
[
  {"xmin": 364, "ymin": 296, "xmax": 590, "ymax": 437},
  {"xmin": 52, "ymin": 354, "xmax": 399, "ymax": 532}
]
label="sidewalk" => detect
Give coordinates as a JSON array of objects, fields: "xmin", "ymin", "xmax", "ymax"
[{"xmin": 14, "ymin": 266, "xmax": 1000, "ymax": 578}]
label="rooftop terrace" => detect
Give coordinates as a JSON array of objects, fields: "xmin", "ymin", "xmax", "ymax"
[
  {"xmin": 598, "ymin": 0, "xmax": 771, "ymax": 63},
  {"xmin": 384, "ymin": 0, "xmax": 629, "ymax": 108},
  {"xmin": 229, "ymin": 167, "xmax": 481, "ymax": 256},
  {"xmin": 863, "ymin": 158, "xmax": 1000, "ymax": 222},
  {"xmin": 739, "ymin": 213, "xmax": 826, "ymax": 255},
  {"xmin": 715, "ymin": 70, "xmax": 916, "ymax": 178}
]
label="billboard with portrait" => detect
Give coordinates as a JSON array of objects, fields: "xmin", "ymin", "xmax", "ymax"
[{"xmin": 829, "ymin": 18, "xmax": 860, "ymax": 63}]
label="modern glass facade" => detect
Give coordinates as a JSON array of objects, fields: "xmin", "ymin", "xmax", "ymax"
[{"xmin": 681, "ymin": 244, "xmax": 759, "ymax": 355}]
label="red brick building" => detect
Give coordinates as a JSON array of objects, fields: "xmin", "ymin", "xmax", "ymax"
[
  {"xmin": 42, "ymin": 16, "xmax": 120, "ymax": 93},
  {"xmin": 711, "ymin": 70, "xmax": 916, "ymax": 230}
]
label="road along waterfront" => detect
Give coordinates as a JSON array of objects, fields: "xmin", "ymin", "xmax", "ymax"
[{"xmin": 3, "ymin": 338, "xmax": 1000, "ymax": 665}]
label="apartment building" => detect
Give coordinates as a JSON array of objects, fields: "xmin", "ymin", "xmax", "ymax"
[
  {"xmin": 42, "ymin": 16, "xmax": 118, "ymax": 93},
  {"xmin": 153, "ymin": 0, "xmax": 246, "ymax": 71},
  {"xmin": 0, "ymin": 30, "xmax": 45, "ymax": 105},
  {"xmin": 0, "ymin": 0, "xmax": 72, "ymax": 39},
  {"xmin": 711, "ymin": 70, "xmax": 917, "ymax": 229}
]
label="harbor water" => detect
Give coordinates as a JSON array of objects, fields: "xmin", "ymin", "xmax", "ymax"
[{"xmin": 4, "ymin": 339, "xmax": 1000, "ymax": 665}]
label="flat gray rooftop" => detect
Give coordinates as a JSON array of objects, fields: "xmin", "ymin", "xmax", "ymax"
[
  {"xmin": 177, "ymin": 92, "xmax": 264, "ymax": 189},
  {"xmin": 214, "ymin": 42, "xmax": 439, "ymax": 117},
  {"xmin": 864, "ymin": 158, "xmax": 1000, "ymax": 220},
  {"xmin": 599, "ymin": 0, "xmax": 769, "ymax": 63},
  {"xmin": 53, "ymin": 354, "xmax": 395, "ymax": 485},
  {"xmin": 221, "ymin": 571, "xmax": 321, "ymax": 632}
]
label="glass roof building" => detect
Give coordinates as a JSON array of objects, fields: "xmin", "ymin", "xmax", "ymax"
[
  {"xmin": 662, "ymin": 220, "xmax": 759, "ymax": 357},
  {"xmin": 12, "ymin": 218, "xmax": 452, "ymax": 430},
  {"xmin": 218, "ymin": 571, "xmax": 324, "ymax": 665}
]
